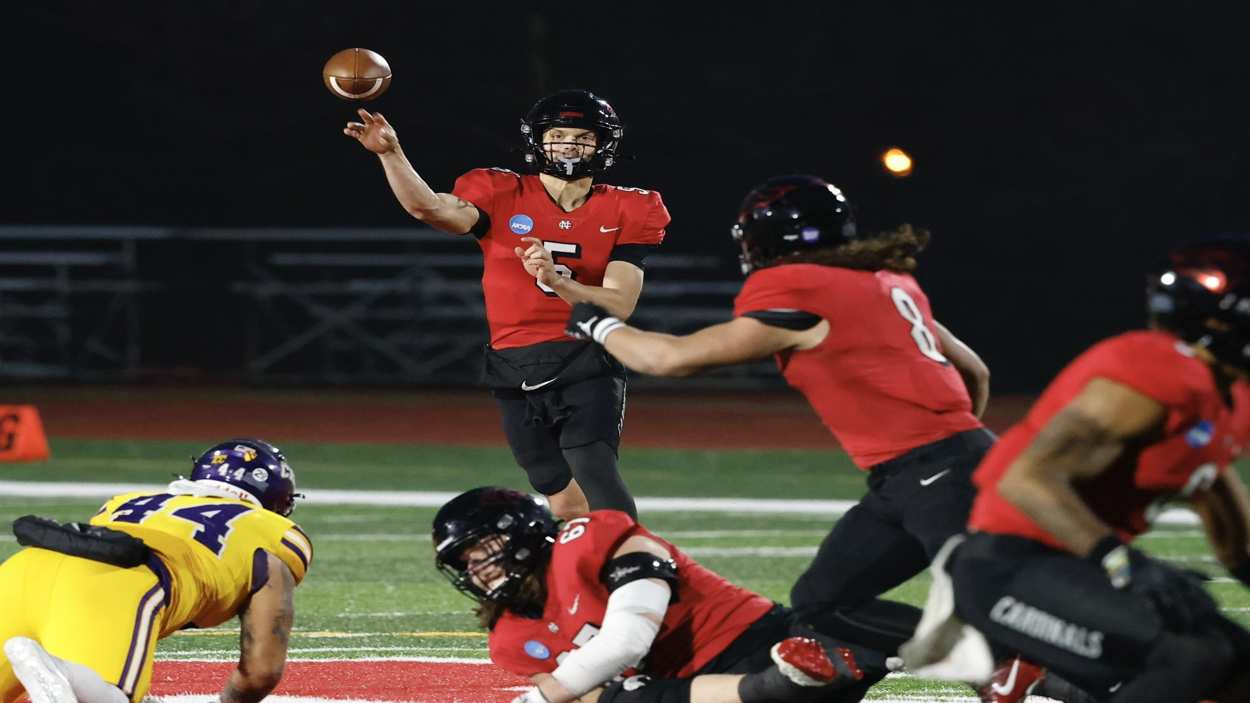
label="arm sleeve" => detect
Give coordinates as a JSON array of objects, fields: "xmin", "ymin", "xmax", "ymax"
[
  {"xmin": 549, "ymin": 579, "xmax": 670, "ymax": 696},
  {"xmin": 607, "ymin": 243, "xmax": 659, "ymax": 269}
]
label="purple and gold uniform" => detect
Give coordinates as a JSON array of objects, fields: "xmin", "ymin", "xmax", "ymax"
[{"xmin": 0, "ymin": 489, "xmax": 311, "ymax": 703}]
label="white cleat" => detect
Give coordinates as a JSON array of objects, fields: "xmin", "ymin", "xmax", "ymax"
[{"xmin": 4, "ymin": 637, "xmax": 77, "ymax": 703}]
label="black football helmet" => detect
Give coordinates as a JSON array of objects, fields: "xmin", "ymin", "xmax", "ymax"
[
  {"xmin": 731, "ymin": 175, "xmax": 857, "ymax": 274},
  {"xmin": 1148, "ymin": 236, "xmax": 1250, "ymax": 373},
  {"xmin": 521, "ymin": 89, "xmax": 623, "ymax": 180},
  {"xmin": 432, "ymin": 486, "xmax": 558, "ymax": 607}
]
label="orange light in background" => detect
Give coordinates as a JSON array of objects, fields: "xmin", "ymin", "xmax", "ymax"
[{"xmin": 882, "ymin": 147, "xmax": 913, "ymax": 177}]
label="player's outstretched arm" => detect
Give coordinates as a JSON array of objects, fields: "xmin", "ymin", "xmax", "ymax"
[
  {"xmin": 343, "ymin": 109, "xmax": 480, "ymax": 235},
  {"xmin": 568, "ymin": 306, "xmax": 825, "ymax": 377},
  {"xmin": 219, "ymin": 553, "xmax": 297, "ymax": 703},
  {"xmin": 932, "ymin": 320, "xmax": 990, "ymax": 417},
  {"xmin": 996, "ymin": 378, "xmax": 1166, "ymax": 556}
]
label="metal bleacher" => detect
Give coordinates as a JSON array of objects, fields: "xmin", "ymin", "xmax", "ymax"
[
  {"xmin": 0, "ymin": 226, "xmax": 773, "ymax": 386},
  {"xmin": 0, "ymin": 227, "xmax": 159, "ymax": 380}
]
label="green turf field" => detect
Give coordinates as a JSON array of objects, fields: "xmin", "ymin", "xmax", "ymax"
[{"xmin": 2, "ymin": 438, "xmax": 1247, "ymax": 700}]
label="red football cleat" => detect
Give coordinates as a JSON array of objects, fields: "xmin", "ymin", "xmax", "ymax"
[
  {"xmin": 977, "ymin": 656, "xmax": 1046, "ymax": 703},
  {"xmin": 770, "ymin": 636, "xmax": 864, "ymax": 687}
]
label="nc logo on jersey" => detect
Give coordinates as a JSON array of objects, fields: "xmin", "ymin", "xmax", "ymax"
[
  {"xmin": 1185, "ymin": 420, "xmax": 1214, "ymax": 448},
  {"xmin": 509, "ymin": 214, "xmax": 535, "ymax": 235},
  {"xmin": 523, "ymin": 640, "xmax": 550, "ymax": 660}
]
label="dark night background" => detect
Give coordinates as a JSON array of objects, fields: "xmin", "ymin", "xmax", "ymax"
[{"xmin": 5, "ymin": 2, "xmax": 1250, "ymax": 391}]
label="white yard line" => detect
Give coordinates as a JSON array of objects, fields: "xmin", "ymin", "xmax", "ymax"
[{"xmin": 0, "ymin": 480, "xmax": 1204, "ymax": 524}]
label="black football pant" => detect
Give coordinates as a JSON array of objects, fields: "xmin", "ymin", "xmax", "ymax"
[
  {"xmin": 950, "ymin": 532, "xmax": 1250, "ymax": 703},
  {"xmin": 494, "ymin": 374, "xmax": 637, "ymax": 519},
  {"xmin": 790, "ymin": 429, "xmax": 994, "ymax": 631}
]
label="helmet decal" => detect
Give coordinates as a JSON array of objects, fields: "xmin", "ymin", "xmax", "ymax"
[{"xmin": 190, "ymin": 438, "xmax": 300, "ymax": 517}]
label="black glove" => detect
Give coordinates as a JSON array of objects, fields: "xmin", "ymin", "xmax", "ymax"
[
  {"xmin": 566, "ymin": 303, "xmax": 624, "ymax": 344},
  {"xmin": 1089, "ymin": 535, "xmax": 1218, "ymax": 632}
]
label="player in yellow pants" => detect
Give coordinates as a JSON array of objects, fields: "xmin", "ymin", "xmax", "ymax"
[
  {"xmin": 0, "ymin": 439, "xmax": 312, "ymax": 703},
  {"xmin": 0, "ymin": 549, "xmax": 167, "ymax": 703}
]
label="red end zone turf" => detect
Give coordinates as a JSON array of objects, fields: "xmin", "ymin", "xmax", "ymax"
[{"xmin": 152, "ymin": 660, "xmax": 528, "ymax": 703}]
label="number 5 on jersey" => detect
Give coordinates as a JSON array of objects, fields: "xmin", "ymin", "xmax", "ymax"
[{"xmin": 537, "ymin": 241, "xmax": 581, "ymax": 295}]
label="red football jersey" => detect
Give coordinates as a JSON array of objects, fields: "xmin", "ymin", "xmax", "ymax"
[
  {"xmin": 969, "ymin": 330, "xmax": 1244, "ymax": 550},
  {"xmin": 732, "ymin": 264, "xmax": 981, "ymax": 467},
  {"xmin": 452, "ymin": 168, "xmax": 669, "ymax": 349},
  {"xmin": 489, "ymin": 510, "xmax": 774, "ymax": 681}
]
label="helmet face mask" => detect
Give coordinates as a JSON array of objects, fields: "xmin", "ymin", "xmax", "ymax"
[
  {"xmin": 732, "ymin": 175, "xmax": 857, "ymax": 275},
  {"xmin": 190, "ymin": 439, "xmax": 300, "ymax": 517},
  {"xmin": 1147, "ymin": 237, "xmax": 1250, "ymax": 375},
  {"xmin": 521, "ymin": 89, "xmax": 623, "ymax": 180},
  {"xmin": 432, "ymin": 487, "xmax": 557, "ymax": 609}
]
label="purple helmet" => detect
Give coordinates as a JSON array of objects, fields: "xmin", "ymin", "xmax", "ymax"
[{"xmin": 190, "ymin": 438, "xmax": 300, "ymax": 516}]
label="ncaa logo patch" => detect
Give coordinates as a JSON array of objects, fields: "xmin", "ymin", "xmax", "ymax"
[
  {"xmin": 509, "ymin": 214, "xmax": 535, "ymax": 235},
  {"xmin": 523, "ymin": 640, "xmax": 550, "ymax": 660},
  {"xmin": 1185, "ymin": 420, "xmax": 1214, "ymax": 448}
]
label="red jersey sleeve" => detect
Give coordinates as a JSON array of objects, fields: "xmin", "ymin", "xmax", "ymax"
[
  {"xmin": 733, "ymin": 266, "xmax": 822, "ymax": 317},
  {"xmin": 1081, "ymin": 333, "xmax": 1209, "ymax": 412},
  {"xmin": 617, "ymin": 190, "xmax": 669, "ymax": 247},
  {"xmin": 552, "ymin": 510, "xmax": 640, "ymax": 582},
  {"xmin": 451, "ymin": 167, "xmax": 520, "ymax": 216}
]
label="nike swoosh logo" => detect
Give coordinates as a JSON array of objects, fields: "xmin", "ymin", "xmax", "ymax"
[
  {"xmin": 599, "ymin": 226, "xmax": 621, "ymax": 233},
  {"xmin": 990, "ymin": 658, "xmax": 1020, "ymax": 696},
  {"xmin": 568, "ymin": 594, "xmax": 580, "ymax": 615},
  {"xmin": 919, "ymin": 469, "xmax": 952, "ymax": 487},
  {"xmin": 520, "ymin": 377, "xmax": 558, "ymax": 391}
]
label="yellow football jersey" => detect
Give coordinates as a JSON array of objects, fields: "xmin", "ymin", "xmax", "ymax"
[{"xmin": 90, "ymin": 491, "xmax": 312, "ymax": 635}]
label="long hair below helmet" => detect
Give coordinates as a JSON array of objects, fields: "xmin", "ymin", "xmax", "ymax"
[
  {"xmin": 520, "ymin": 89, "xmax": 623, "ymax": 180},
  {"xmin": 1147, "ymin": 235, "xmax": 1250, "ymax": 373}
]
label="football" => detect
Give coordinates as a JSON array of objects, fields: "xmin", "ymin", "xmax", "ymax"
[{"xmin": 322, "ymin": 48, "xmax": 392, "ymax": 101}]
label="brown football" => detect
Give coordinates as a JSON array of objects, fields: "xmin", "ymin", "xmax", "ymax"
[{"xmin": 322, "ymin": 48, "xmax": 392, "ymax": 101}]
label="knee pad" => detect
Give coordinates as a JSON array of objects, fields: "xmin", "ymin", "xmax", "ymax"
[
  {"xmin": 517, "ymin": 455, "xmax": 573, "ymax": 496},
  {"xmin": 598, "ymin": 675, "xmax": 691, "ymax": 703}
]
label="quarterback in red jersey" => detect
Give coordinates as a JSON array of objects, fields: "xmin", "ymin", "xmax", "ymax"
[
  {"xmin": 433, "ymin": 487, "xmax": 889, "ymax": 703},
  {"xmin": 345, "ymin": 90, "xmax": 668, "ymax": 520},
  {"xmin": 932, "ymin": 239, "xmax": 1250, "ymax": 703},
  {"xmin": 565, "ymin": 176, "xmax": 993, "ymax": 650}
]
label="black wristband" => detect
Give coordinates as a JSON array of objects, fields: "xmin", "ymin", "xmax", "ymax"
[
  {"xmin": 1086, "ymin": 535, "xmax": 1125, "ymax": 564},
  {"xmin": 1232, "ymin": 558, "xmax": 1250, "ymax": 587}
]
